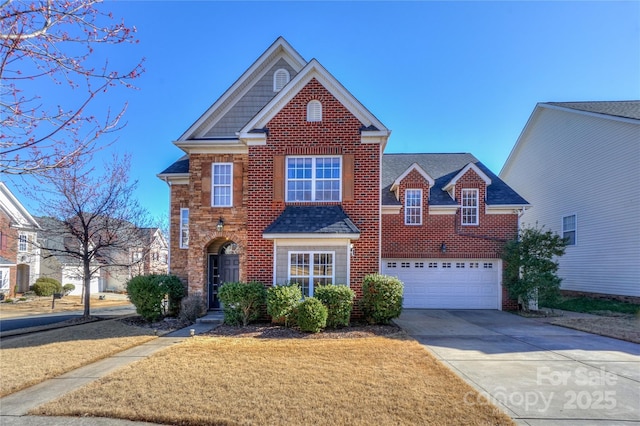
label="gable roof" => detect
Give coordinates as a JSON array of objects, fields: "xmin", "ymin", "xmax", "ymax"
[
  {"xmin": 177, "ymin": 37, "xmax": 307, "ymax": 142},
  {"xmin": 545, "ymin": 101, "xmax": 640, "ymax": 121},
  {"xmin": 0, "ymin": 182, "xmax": 40, "ymax": 230},
  {"xmin": 382, "ymin": 154, "xmax": 528, "ymax": 207},
  {"xmin": 238, "ymin": 58, "xmax": 389, "ymax": 143},
  {"xmin": 263, "ymin": 206, "xmax": 360, "ymax": 238},
  {"xmin": 501, "ymin": 101, "xmax": 640, "ymax": 178}
]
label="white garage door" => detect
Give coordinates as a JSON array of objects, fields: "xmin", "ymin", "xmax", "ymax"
[{"xmin": 382, "ymin": 259, "xmax": 501, "ymax": 309}]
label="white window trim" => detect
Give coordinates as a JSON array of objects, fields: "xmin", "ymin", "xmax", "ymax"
[
  {"xmin": 461, "ymin": 188, "xmax": 479, "ymax": 226},
  {"xmin": 562, "ymin": 213, "xmax": 577, "ymax": 246},
  {"xmin": 306, "ymin": 100, "xmax": 322, "ymax": 122},
  {"xmin": 404, "ymin": 188, "xmax": 422, "ymax": 225},
  {"xmin": 273, "ymin": 68, "xmax": 290, "ymax": 92},
  {"xmin": 287, "ymin": 250, "xmax": 335, "ymax": 297},
  {"xmin": 179, "ymin": 208, "xmax": 189, "ymax": 249},
  {"xmin": 211, "ymin": 162, "xmax": 233, "ymax": 207},
  {"xmin": 286, "ymin": 156, "xmax": 342, "ymax": 203}
]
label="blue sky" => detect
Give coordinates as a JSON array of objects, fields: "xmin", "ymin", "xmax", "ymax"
[{"xmin": 8, "ymin": 1, "xmax": 640, "ymax": 220}]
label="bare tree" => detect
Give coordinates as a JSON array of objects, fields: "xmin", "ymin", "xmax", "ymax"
[
  {"xmin": 0, "ymin": 0, "xmax": 144, "ymax": 175},
  {"xmin": 31, "ymin": 153, "xmax": 149, "ymax": 317}
]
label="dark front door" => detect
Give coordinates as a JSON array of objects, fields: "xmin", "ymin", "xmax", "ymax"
[{"xmin": 208, "ymin": 254, "xmax": 239, "ymax": 310}]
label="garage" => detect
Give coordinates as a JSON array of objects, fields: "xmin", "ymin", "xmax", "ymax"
[{"xmin": 381, "ymin": 259, "xmax": 501, "ymax": 309}]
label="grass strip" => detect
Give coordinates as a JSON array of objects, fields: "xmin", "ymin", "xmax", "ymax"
[
  {"xmin": 31, "ymin": 336, "xmax": 513, "ymax": 425},
  {"xmin": 547, "ymin": 296, "xmax": 639, "ymax": 315},
  {"xmin": 0, "ymin": 320, "xmax": 156, "ymax": 397}
]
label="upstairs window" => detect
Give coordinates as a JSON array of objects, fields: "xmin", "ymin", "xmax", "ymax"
[
  {"xmin": 306, "ymin": 100, "xmax": 322, "ymax": 122},
  {"xmin": 273, "ymin": 68, "xmax": 290, "ymax": 92},
  {"xmin": 461, "ymin": 188, "xmax": 479, "ymax": 225},
  {"xmin": 286, "ymin": 156, "xmax": 341, "ymax": 202},
  {"xmin": 18, "ymin": 233, "xmax": 28, "ymax": 252},
  {"xmin": 212, "ymin": 163, "xmax": 233, "ymax": 207},
  {"xmin": 405, "ymin": 189, "xmax": 422, "ymax": 225},
  {"xmin": 180, "ymin": 208, "xmax": 189, "ymax": 249},
  {"xmin": 563, "ymin": 214, "xmax": 577, "ymax": 245}
]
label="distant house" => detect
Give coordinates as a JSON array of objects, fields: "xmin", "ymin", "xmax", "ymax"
[
  {"xmin": 37, "ymin": 217, "xmax": 168, "ymax": 295},
  {"xmin": 159, "ymin": 37, "xmax": 529, "ymax": 311},
  {"xmin": 500, "ymin": 101, "xmax": 640, "ymax": 301},
  {"xmin": 0, "ymin": 182, "xmax": 40, "ymax": 296}
]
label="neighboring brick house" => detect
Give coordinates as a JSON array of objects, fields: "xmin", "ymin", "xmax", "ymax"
[
  {"xmin": 0, "ymin": 182, "xmax": 40, "ymax": 296},
  {"xmin": 159, "ymin": 38, "xmax": 528, "ymax": 311}
]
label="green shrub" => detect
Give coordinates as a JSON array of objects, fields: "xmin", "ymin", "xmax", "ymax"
[
  {"xmin": 62, "ymin": 283, "xmax": 76, "ymax": 295},
  {"xmin": 361, "ymin": 273, "xmax": 404, "ymax": 324},
  {"xmin": 154, "ymin": 274, "xmax": 185, "ymax": 317},
  {"xmin": 127, "ymin": 274, "xmax": 186, "ymax": 322},
  {"xmin": 267, "ymin": 283, "xmax": 302, "ymax": 326},
  {"xmin": 314, "ymin": 284, "xmax": 355, "ymax": 328},
  {"xmin": 296, "ymin": 297, "xmax": 328, "ymax": 333},
  {"xmin": 4, "ymin": 298, "xmax": 14, "ymax": 303},
  {"xmin": 33, "ymin": 277, "xmax": 62, "ymax": 296},
  {"xmin": 218, "ymin": 281, "xmax": 267, "ymax": 326},
  {"xmin": 179, "ymin": 294, "xmax": 207, "ymax": 323}
]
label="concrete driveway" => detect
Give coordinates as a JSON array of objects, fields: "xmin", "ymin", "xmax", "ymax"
[{"xmin": 395, "ymin": 310, "xmax": 640, "ymax": 425}]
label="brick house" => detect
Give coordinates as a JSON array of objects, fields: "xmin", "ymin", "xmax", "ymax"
[
  {"xmin": 159, "ymin": 38, "xmax": 528, "ymax": 311},
  {"xmin": 0, "ymin": 182, "xmax": 40, "ymax": 297}
]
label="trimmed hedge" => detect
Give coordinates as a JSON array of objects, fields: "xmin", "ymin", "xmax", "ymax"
[
  {"xmin": 314, "ymin": 284, "xmax": 355, "ymax": 328},
  {"xmin": 218, "ymin": 281, "xmax": 267, "ymax": 326},
  {"xmin": 33, "ymin": 277, "xmax": 62, "ymax": 297},
  {"xmin": 62, "ymin": 283, "xmax": 76, "ymax": 295},
  {"xmin": 361, "ymin": 273, "xmax": 404, "ymax": 324},
  {"xmin": 267, "ymin": 283, "xmax": 302, "ymax": 326},
  {"xmin": 297, "ymin": 297, "xmax": 327, "ymax": 333},
  {"xmin": 127, "ymin": 274, "xmax": 186, "ymax": 322}
]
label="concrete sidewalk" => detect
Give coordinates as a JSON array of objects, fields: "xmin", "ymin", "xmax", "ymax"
[
  {"xmin": 395, "ymin": 309, "xmax": 640, "ymax": 425},
  {"xmin": 0, "ymin": 313, "xmax": 223, "ymax": 426}
]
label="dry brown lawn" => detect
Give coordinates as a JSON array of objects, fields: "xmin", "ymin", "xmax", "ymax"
[
  {"xmin": 0, "ymin": 320, "xmax": 156, "ymax": 397},
  {"xmin": 551, "ymin": 315, "xmax": 640, "ymax": 344},
  {"xmin": 31, "ymin": 336, "xmax": 513, "ymax": 426},
  {"xmin": 0, "ymin": 295, "xmax": 131, "ymax": 319}
]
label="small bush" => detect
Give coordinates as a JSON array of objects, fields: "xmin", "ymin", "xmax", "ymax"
[
  {"xmin": 62, "ymin": 283, "xmax": 76, "ymax": 295},
  {"xmin": 127, "ymin": 275, "xmax": 165, "ymax": 322},
  {"xmin": 361, "ymin": 273, "xmax": 404, "ymax": 324},
  {"xmin": 297, "ymin": 297, "xmax": 328, "ymax": 333},
  {"xmin": 4, "ymin": 298, "xmax": 14, "ymax": 303},
  {"xmin": 154, "ymin": 274, "xmax": 185, "ymax": 317},
  {"xmin": 33, "ymin": 277, "xmax": 62, "ymax": 297},
  {"xmin": 179, "ymin": 294, "xmax": 207, "ymax": 323},
  {"xmin": 218, "ymin": 281, "xmax": 267, "ymax": 326},
  {"xmin": 314, "ymin": 284, "xmax": 355, "ymax": 328},
  {"xmin": 267, "ymin": 283, "xmax": 302, "ymax": 326}
]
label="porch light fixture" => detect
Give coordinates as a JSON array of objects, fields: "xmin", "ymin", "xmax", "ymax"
[
  {"xmin": 216, "ymin": 217, "xmax": 224, "ymax": 232},
  {"xmin": 350, "ymin": 243, "xmax": 355, "ymax": 257},
  {"xmin": 440, "ymin": 242, "xmax": 447, "ymax": 253}
]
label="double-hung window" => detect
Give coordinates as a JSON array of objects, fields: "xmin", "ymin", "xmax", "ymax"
[
  {"xmin": 461, "ymin": 189, "xmax": 479, "ymax": 225},
  {"xmin": 18, "ymin": 233, "xmax": 28, "ymax": 252},
  {"xmin": 405, "ymin": 189, "xmax": 422, "ymax": 225},
  {"xmin": 180, "ymin": 208, "xmax": 189, "ymax": 249},
  {"xmin": 289, "ymin": 252, "xmax": 334, "ymax": 297},
  {"xmin": 562, "ymin": 214, "xmax": 576, "ymax": 245},
  {"xmin": 212, "ymin": 163, "xmax": 232, "ymax": 207},
  {"xmin": 286, "ymin": 157, "xmax": 341, "ymax": 202}
]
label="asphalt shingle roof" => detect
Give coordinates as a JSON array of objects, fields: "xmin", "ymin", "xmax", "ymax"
[
  {"xmin": 382, "ymin": 153, "xmax": 528, "ymax": 206},
  {"xmin": 264, "ymin": 206, "xmax": 360, "ymax": 235},
  {"xmin": 159, "ymin": 156, "xmax": 189, "ymax": 175},
  {"xmin": 546, "ymin": 101, "xmax": 640, "ymax": 121}
]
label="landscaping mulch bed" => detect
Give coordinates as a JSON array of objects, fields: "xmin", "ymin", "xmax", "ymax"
[
  {"xmin": 119, "ymin": 316, "xmax": 190, "ymax": 333},
  {"xmin": 206, "ymin": 322, "xmax": 406, "ymax": 339}
]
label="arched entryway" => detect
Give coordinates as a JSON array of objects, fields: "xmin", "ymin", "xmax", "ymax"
[{"xmin": 206, "ymin": 240, "xmax": 240, "ymax": 310}]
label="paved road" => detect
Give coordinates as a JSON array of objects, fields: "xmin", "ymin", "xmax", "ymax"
[
  {"xmin": 0, "ymin": 305, "xmax": 136, "ymax": 332},
  {"xmin": 395, "ymin": 309, "xmax": 640, "ymax": 425}
]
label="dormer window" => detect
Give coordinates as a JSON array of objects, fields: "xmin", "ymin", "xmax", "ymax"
[
  {"xmin": 307, "ymin": 100, "xmax": 322, "ymax": 122},
  {"xmin": 273, "ymin": 68, "xmax": 290, "ymax": 92}
]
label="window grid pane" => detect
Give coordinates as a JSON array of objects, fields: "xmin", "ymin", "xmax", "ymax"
[
  {"xmin": 287, "ymin": 157, "xmax": 340, "ymax": 202},
  {"xmin": 563, "ymin": 215, "xmax": 576, "ymax": 245},
  {"xmin": 461, "ymin": 189, "xmax": 478, "ymax": 225},
  {"xmin": 212, "ymin": 164, "xmax": 232, "ymax": 207},
  {"xmin": 405, "ymin": 189, "xmax": 422, "ymax": 225},
  {"xmin": 289, "ymin": 252, "xmax": 334, "ymax": 297}
]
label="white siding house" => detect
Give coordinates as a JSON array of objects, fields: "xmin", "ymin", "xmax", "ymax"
[{"xmin": 500, "ymin": 101, "xmax": 640, "ymax": 299}]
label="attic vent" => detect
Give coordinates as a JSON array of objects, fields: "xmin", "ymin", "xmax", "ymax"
[
  {"xmin": 306, "ymin": 100, "xmax": 322, "ymax": 122},
  {"xmin": 273, "ymin": 68, "xmax": 290, "ymax": 92}
]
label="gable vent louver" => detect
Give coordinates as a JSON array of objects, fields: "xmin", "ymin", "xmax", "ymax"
[{"xmin": 273, "ymin": 68, "xmax": 290, "ymax": 92}]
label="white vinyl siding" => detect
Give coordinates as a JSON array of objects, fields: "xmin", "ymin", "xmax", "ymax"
[
  {"xmin": 405, "ymin": 189, "xmax": 422, "ymax": 225},
  {"xmin": 461, "ymin": 189, "xmax": 479, "ymax": 225},
  {"xmin": 179, "ymin": 208, "xmax": 189, "ymax": 249},
  {"xmin": 212, "ymin": 163, "xmax": 233, "ymax": 207},
  {"xmin": 500, "ymin": 107, "xmax": 640, "ymax": 297}
]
